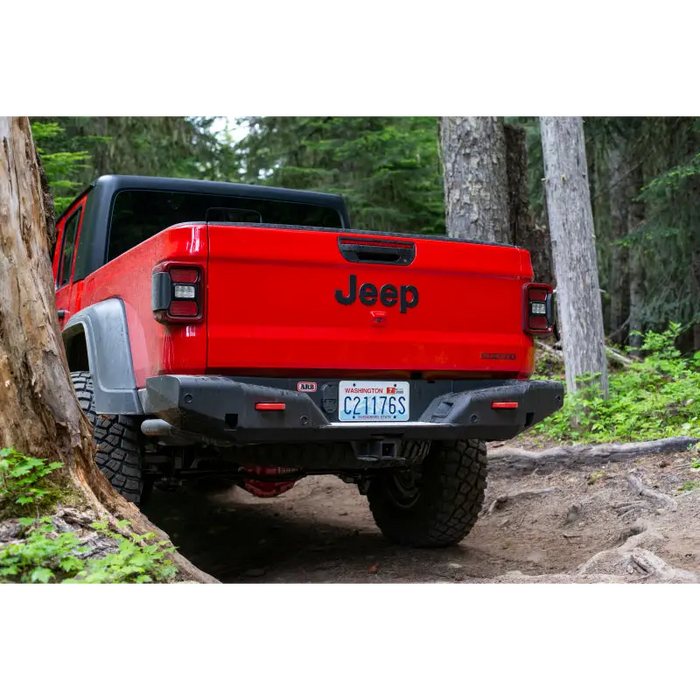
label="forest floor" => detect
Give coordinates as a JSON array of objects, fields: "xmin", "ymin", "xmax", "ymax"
[{"xmin": 143, "ymin": 437, "xmax": 700, "ymax": 584}]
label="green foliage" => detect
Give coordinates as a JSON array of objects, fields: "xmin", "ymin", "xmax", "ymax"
[
  {"xmin": 31, "ymin": 117, "xmax": 226, "ymax": 217},
  {"xmin": 639, "ymin": 152, "xmax": 700, "ymax": 201},
  {"xmin": 0, "ymin": 516, "xmax": 177, "ymax": 584},
  {"xmin": 0, "ymin": 518, "xmax": 85, "ymax": 582},
  {"xmin": 32, "ymin": 121, "xmax": 93, "ymax": 212},
  {"xmin": 678, "ymin": 481, "xmax": 700, "ymax": 493},
  {"xmin": 66, "ymin": 520, "xmax": 178, "ymax": 584},
  {"xmin": 0, "ymin": 448, "xmax": 62, "ymax": 517},
  {"xmin": 234, "ymin": 117, "xmax": 445, "ymax": 234},
  {"xmin": 532, "ymin": 324, "xmax": 700, "ymax": 443},
  {"xmin": 0, "ymin": 450, "xmax": 177, "ymax": 583}
]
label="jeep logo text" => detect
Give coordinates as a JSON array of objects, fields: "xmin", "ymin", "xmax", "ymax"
[{"xmin": 335, "ymin": 274, "xmax": 419, "ymax": 314}]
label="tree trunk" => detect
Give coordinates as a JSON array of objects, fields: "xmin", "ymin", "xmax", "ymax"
[
  {"xmin": 0, "ymin": 117, "xmax": 215, "ymax": 583},
  {"xmin": 688, "ymin": 170, "xmax": 700, "ymax": 351},
  {"xmin": 440, "ymin": 117, "xmax": 510, "ymax": 243},
  {"xmin": 627, "ymin": 167, "xmax": 645, "ymax": 356},
  {"xmin": 540, "ymin": 117, "xmax": 609, "ymax": 398},
  {"xmin": 504, "ymin": 123, "xmax": 554, "ymax": 285},
  {"xmin": 692, "ymin": 237, "xmax": 700, "ymax": 351},
  {"xmin": 607, "ymin": 143, "xmax": 630, "ymax": 344}
]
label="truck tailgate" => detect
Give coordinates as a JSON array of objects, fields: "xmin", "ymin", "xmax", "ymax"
[{"xmin": 206, "ymin": 225, "xmax": 532, "ymax": 376}]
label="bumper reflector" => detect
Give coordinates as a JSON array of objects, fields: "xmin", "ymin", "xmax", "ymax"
[
  {"xmin": 491, "ymin": 401, "xmax": 519, "ymax": 410},
  {"xmin": 255, "ymin": 402, "xmax": 286, "ymax": 411}
]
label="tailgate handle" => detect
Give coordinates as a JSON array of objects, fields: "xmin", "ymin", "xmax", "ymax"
[{"xmin": 338, "ymin": 237, "xmax": 415, "ymax": 266}]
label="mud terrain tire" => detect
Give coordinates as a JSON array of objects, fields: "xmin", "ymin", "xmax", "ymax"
[
  {"xmin": 71, "ymin": 371, "xmax": 144, "ymax": 504},
  {"xmin": 367, "ymin": 439, "xmax": 487, "ymax": 548}
]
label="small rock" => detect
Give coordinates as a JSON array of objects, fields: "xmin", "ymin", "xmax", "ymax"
[
  {"xmin": 0, "ymin": 522, "xmax": 23, "ymax": 543},
  {"xmin": 244, "ymin": 568, "xmax": 267, "ymax": 577},
  {"xmin": 368, "ymin": 564, "xmax": 379, "ymax": 574},
  {"xmin": 338, "ymin": 511, "xmax": 348, "ymax": 517},
  {"xmin": 565, "ymin": 503, "xmax": 581, "ymax": 525},
  {"xmin": 447, "ymin": 562, "xmax": 462, "ymax": 569}
]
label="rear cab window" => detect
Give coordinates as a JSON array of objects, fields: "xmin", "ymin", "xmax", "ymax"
[
  {"xmin": 56, "ymin": 206, "xmax": 83, "ymax": 288},
  {"xmin": 107, "ymin": 190, "xmax": 344, "ymax": 262}
]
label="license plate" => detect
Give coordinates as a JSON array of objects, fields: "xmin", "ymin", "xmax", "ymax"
[{"xmin": 338, "ymin": 381, "xmax": 410, "ymax": 422}]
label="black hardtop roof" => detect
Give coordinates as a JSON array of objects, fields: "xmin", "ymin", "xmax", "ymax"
[{"xmin": 57, "ymin": 174, "xmax": 347, "ymax": 224}]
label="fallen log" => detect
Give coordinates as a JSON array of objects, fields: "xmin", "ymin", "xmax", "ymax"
[
  {"xmin": 535, "ymin": 340, "xmax": 638, "ymax": 367},
  {"xmin": 489, "ymin": 436, "xmax": 699, "ymax": 473},
  {"xmin": 535, "ymin": 340, "xmax": 564, "ymax": 361},
  {"xmin": 605, "ymin": 345, "xmax": 638, "ymax": 367}
]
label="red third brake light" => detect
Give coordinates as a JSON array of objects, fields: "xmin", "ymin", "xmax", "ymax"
[
  {"xmin": 524, "ymin": 283, "xmax": 554, "ymax": 336},
  {"xmin": 152, "ymin": 263, "xmax": 204, "ymax": 323}
]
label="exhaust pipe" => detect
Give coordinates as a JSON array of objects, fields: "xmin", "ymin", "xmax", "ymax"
[
  {"xmin": 140, "ymin": 419, "xmax": 195, "ymax": 446},
  {"xmin": 140, "ymin": 419, "xmax": 233, "ymax": 447}
]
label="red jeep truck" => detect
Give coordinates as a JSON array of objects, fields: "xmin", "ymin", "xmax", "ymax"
[{"xmin": 53, "ymin": 174, "xmax": 563, "ymax": 548}]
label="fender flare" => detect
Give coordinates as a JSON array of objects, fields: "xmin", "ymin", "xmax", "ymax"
[{"xmin": 63, "ymin": 298, "xmax": 143, "ymax": 415}]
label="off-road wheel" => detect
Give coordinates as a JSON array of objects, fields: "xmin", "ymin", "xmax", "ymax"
[
  {"xmin": 367, "ymin": 439, "xmax": 487, "ymax": 548},
  {"xmin": 71, "ymin": 371, "xmax": 144, "ymax": 504}
]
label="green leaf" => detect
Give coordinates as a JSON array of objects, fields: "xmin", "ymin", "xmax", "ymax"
[{"xmin": 30, "ymin": 568, "xmax": 55, "ymax": 584}]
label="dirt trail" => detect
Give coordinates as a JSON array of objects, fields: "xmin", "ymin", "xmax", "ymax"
[{"xmin": 143, "ymin": 443, "xmax": 700, "ymax": 583}]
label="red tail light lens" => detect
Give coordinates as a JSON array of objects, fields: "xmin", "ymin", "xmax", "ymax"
[
  {"xmin": 524, "ymin": 283, "xmax": 554, "ymax": 336},
  {"xmin": 168, "ymin": 300, "xmax": 199, "ymax": 317},
  {"xmin": 152, "ymin": 264, "xmax": 204, "ymax": 323},
  {"xmin": 170, "ymin": 269, "xmax": 199, "ymax": 284}
]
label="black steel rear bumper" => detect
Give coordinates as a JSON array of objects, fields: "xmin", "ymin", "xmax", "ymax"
[{"xmin": 139, "ymin": 375, "xmax": 564, "ymax": 444}]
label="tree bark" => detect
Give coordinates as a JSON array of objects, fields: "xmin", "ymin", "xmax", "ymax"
[
  {"xmin": 607, "ymin": 143, "xmax": 630, "ymax": 344},
  {"xmin": 504, "ymin": 123, "xmax": 554, "ymax": 285},
  {"xmin": 688, "ymin": 171, "xmax": 700, "ymax": 351},
  {"xmin": 540, "ymin": 117, "xmax": 609, "ymax": 398},
  {"xmin": 692, "ymin": 239, "xmax": 700, "ymax": 351},
  {"xmin": 627, "ymin": 167, "xmax": 645, "ymax": 356},
  {"xmin": 440, "ymin": 117, "xmax": 510, "ymax": 243},
  {"xmin": 0, "ymin": 117, "xmax": 216, "ymax": 583}
]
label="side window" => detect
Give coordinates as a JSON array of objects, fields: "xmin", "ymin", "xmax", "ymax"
[{"xmin": 58, "ymin": 208, "xmax": 82, "ymax": 288}]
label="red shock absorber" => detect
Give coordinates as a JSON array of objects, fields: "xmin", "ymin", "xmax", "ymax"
[{"xmin": 240, "ymin": 466, "xmax": 299, "ymax": 498}]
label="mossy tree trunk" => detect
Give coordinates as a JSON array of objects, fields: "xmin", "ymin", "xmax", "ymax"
[{"xmin": 0, "ymin": 117, "xmax": 215, "ymax": 582}]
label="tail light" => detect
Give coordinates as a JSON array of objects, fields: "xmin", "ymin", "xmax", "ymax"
[
  {"xmin": 152, "ymin": 263, "xmax": 204, "ymax": 323},
  {"xmin": 524, "ymin": 283, "xmax": 554, "ymax": 335}
]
